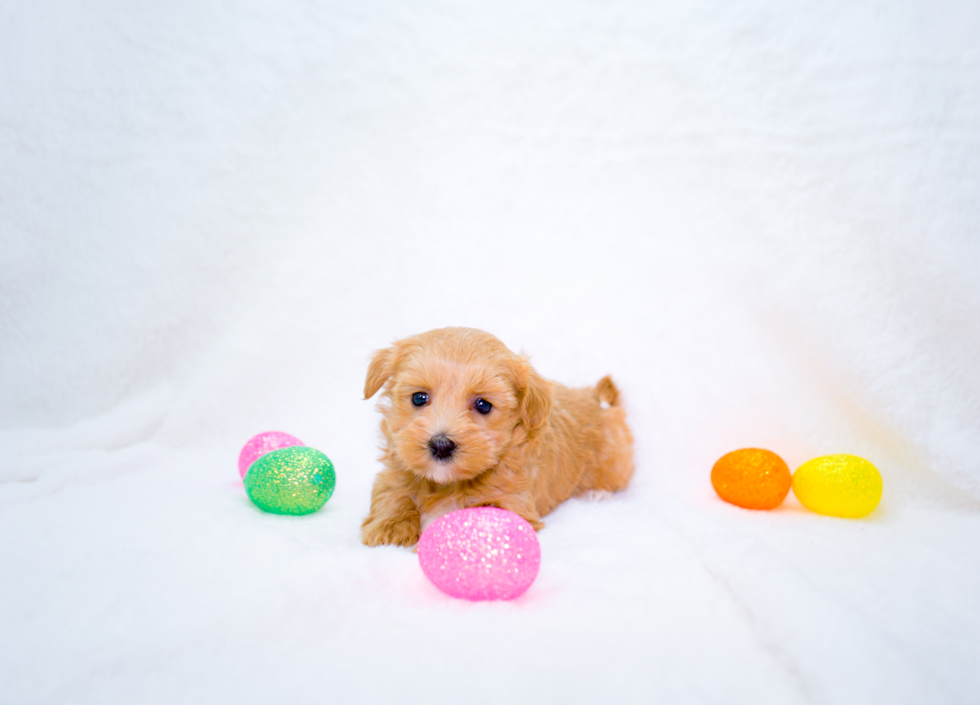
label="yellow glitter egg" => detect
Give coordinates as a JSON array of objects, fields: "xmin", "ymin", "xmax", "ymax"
[
  {"xmin": 711, "ymin": 448, "xmax": 792, "ymax": 510},
  {"xmin": 792, "ymin": 454, "xmax": 882, "ymax": 518}
]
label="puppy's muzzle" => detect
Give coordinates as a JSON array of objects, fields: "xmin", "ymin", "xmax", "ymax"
[{"xmin": 428, "ymin": 434, "xmax": 457, "ymax": 460}]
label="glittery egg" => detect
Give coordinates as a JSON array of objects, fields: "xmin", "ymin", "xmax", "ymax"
[
  {"xmin": 711, "ymin": 448, "xmax": 791, "ymax": 510},
  {"xmin": 418, "ymin": 507, "xmax": 541, "ymax": 601},
  {"xmin": 238, "ymin": 431, "xmax": 304, "ymax": 479},
  {"xmin": 792, "ymin": 454, "xmax": 882, "ymax": 518},
  {"xmin": 244, "ymin": 446, "xmax": 335, "ymax": 515}
]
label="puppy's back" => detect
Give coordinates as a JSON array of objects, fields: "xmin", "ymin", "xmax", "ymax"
[{"xmin": 528, "ymin": 376, "xmax": 634, "ymax": 517}]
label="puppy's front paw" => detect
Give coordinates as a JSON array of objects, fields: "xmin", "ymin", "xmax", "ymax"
[{"xmin": 361, "ymin": 514, "xmax": 421, "ymax": 547}]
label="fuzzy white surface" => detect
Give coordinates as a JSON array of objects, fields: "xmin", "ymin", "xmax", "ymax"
[{"xmin": 2, "ymin": 1, "xmax": 979, "ymax": 703}]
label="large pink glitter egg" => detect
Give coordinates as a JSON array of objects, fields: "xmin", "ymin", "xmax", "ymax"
[
  {"xmin": 238, "ymin": 431, "xmax": 303, "ymax": 479},
  {"xmin": 418, "ymin": 507, "xmax": 541, "ymax": 601}
]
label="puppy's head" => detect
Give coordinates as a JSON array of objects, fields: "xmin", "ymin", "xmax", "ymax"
[{"xmin": 364, "ymin": 327, "xmax": 552, "ymax": 484}]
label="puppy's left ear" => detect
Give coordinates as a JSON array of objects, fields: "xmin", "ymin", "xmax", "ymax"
[
  {"xmin": 364, "ymin": 347, "xmax": 396, "ymax": 399},
  {"xmin": 517, "ymin": 359, "xmax": 553, "ymax": 438}
]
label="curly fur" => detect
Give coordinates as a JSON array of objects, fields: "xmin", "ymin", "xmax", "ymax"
[{"xmin": 361, "ymin": 327, "xmax": 634, "ymax": 547}]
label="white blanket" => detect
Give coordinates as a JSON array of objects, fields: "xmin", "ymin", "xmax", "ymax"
[{"xmin": 2, "ymin": 1, "xmax": 978, "ymax": 703}]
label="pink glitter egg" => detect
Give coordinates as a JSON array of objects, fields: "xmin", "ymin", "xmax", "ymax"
[
  {"xmin": 418, "ymin": 507, "xmax": 541, "ymax": 601},
  {"xmin": 238, "ymin": 431, "xmax": 303, "ymax": 479}
]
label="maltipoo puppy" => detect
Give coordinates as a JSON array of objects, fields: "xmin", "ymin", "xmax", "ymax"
[{"xmin": 361, "ymin": 327, "xmax": 634, "ymax": 547}]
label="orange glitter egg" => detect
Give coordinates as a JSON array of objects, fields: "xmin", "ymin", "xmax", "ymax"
[{"xmin": 711, "ymin": 448, "xmax": 791, "ymax": 510}]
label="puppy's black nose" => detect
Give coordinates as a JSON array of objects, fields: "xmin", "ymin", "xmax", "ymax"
[{"xmin": 428, "ymin": 434, "xmax": 457, "ymax": 460}]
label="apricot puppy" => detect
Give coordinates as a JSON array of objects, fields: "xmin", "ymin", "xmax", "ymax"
[{"xmin": 361, "ymin": 327, "xmax": 634, "ymax": 547}]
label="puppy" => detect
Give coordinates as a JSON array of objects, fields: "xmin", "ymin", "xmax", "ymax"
[{"xmin": 361, "ymin": 327, "xmax": 634, "ymax": 547}]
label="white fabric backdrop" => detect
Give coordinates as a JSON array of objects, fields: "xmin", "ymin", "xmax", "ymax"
[{"xmin": 2, "ymin": 1, "xmax": 978, "ymax": 703}]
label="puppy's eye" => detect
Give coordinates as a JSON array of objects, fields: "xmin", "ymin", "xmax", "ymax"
[
  {"xmin": 474, "ymin": 398, "xmax": 493, "ymax": 415},
  {"xmin": 411, "ymin": 392, "xmax": 429, "ymax": 407}
]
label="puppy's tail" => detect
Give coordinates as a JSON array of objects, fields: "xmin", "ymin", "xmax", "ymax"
[{"xmin": 595, "ymin": 375, "xmax": 620, "ymax": 408}]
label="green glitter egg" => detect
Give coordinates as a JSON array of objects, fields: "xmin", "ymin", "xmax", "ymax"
[{"xmin": 244, "ymin": 446, "xmax": 336, "ymax": 515}]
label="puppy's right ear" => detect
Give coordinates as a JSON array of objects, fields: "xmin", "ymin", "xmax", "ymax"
[{"xmin": 364, "ymin": 347, "xmax": 395, "ymax": 399}]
